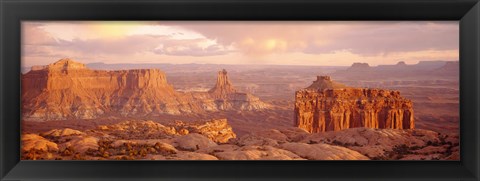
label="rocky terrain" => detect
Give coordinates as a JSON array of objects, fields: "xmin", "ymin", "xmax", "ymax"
[
  {"xmin": 138, "ymin": 61, "xmax": 456, "ymax": 135},
  {"xmin": 22, "ymin": 59, "xmax": 270, "ymax": 121},
  {"xmin": 21, "ymin": 59, "xmax": 459, "ymax": 160},
  {"xmin": 295, "ymin": 76, "xmax": 414, "ymax": 133},
  {"xmin": 21, "ymin": 119, "xmax": 458, "ymax": 160}
]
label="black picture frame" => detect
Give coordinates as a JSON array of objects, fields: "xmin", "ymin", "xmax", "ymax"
[{"xmin": 1, "ymin": 0, "xmax": 479, "ymax": 180}]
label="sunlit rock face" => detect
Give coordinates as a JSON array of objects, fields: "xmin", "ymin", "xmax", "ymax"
[
  {"xmin": 209, "ymin": 69, "xmax": 237, "ymax": 97},
  {"xmin": 21, "ymin": 120, "xmax": 458, "ymax": 161},
  {"xmin": 22, "ymin": 59, "xmax": 270, "ymax": 121},
  {"xmin": 294, "ymin": 76, "xmax": 414, "ymax": 133},
  {"xmin": 170, "ymin": 119, "xmax": 236, "ymax": 143}
]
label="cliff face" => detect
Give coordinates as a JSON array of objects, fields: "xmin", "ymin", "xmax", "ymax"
[
  {"xmin": 294, "ymin": 76, "xmax": 414, "ymax": 133},
  {"xmin": 22, "ymin": 59, "xmax": 269, "ymax": 121}
]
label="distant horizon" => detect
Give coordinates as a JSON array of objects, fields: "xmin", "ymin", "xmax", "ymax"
[
  {"xmin": 22, "ymin": 21, "xmax": 459, "ymax": 67},
  {"xmin": 22, "ymin": 58, "xmax": 459, "ymax": 69}
]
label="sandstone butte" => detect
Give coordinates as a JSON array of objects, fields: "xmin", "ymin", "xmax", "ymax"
[
  {"xmin": 22, "ymin": 58, "xmax": 270, "ymax": 121},
  {"xmin": 294, "ymin": 76, "xmax": 414, "ymax": 133}
]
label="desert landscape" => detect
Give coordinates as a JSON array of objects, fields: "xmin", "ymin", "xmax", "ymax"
[
  {"xmin": 21, "ymin": 21, "xmax": 459, "ymax": 160},
  {"xmin": 20, "ymin": 58, "xmax": 459, "ymax": 160}
]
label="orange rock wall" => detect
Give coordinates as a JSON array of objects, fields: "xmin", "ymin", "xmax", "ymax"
[
  {"xmin": 22, "ymin": 60, "xmax": 270, "ymax": 121},
  {"xmin": 294, "ymin": 88, "xmax": 414, "ymax": 133}
]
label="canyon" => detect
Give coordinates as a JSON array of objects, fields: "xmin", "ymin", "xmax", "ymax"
[
  {"xmin": 294, "ymin": 76, "xmax": 414, "ymax": 133},
  {"xmin": 21, "ymin": 59, "xmax": 459, "ymax": 160},
  {"xmin": 22, "ymin": 59, "xmax": 270, "ymax": 121}
]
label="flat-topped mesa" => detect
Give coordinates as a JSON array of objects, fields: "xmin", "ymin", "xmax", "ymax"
[
  {"xmin": 24, "ymin": 59, "xmax": 171, "ymax": 91},
  {"xmin": 22, "ymin": 59, "xmax": 177, "ymax": 120},
  {"xmin": 208, "ymin": 69, "xmax": 237, "ymax": 97},
  {"xmin": 346, "ymin": 62, "xmax": 371, "ymax": 72},
  {"xmin": 294, "ymin": 76, "xmax": 414, "ymax": 133}
]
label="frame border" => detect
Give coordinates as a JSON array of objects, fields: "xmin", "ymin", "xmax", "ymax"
[{"xmin": 1, "ymin": 0, "xmax": 479, "ymax": 180}]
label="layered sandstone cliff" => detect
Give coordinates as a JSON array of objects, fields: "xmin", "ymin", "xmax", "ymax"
[
  {"xmin": 294, "ymin": 76, "xmax": 414, "ymax": 133},
  {"xmin": 22, "ymin": 58, "xmax": 270, "ymax": 121}
]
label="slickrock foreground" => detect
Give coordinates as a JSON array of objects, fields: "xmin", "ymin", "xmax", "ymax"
[
  {"xmin": 22, "ymin": 58, "xmax": 270, "ymax": 121},
  {"xmin": 300, "ymin": 127, "xmax": 459, "ymax": 160},
  {"xmin": 295, "ymin": 76, "xmax": 414, "ymax": 133},
  {"xmin": 21, "ymin": 120, "xmax": 458, "ymax": 160}
]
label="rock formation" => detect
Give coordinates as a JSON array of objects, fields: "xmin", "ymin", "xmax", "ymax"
[
  {"xmin": 22, "ymin": 134, "xmax": 59, "ymax": 152},
  {"xmin": 204, "ymin": 69, "xmax": 270, "ymax": 111},
  {"xmin": 169, "ymin": 119, "xmax": 236, "ymax": 143},
  {"xmin": 22, "ymin": 58, "xmax": 270, "ymax": 121},
  {"xmin": 300, "ymin": 127, "xmax": 459, "ymax": 160},
  {"xmin": 432, "ymin": 61, "xmax": 459, "ymax": 76},
  {"xmin": 97, "ymin": 120, "xmax": 178, "ymax": 139},
  {"xmin": 22, "ymin": 120, "xmax": 458, "ymax": 160},
  {"xmin": 173, "ymin": 133, "xmax": 218, "ymax": 151},
  {"xmin": 333, "ymin": 61, "xmax": 459, "ymax": 81},
  {"xmin": 209, "ymin": 69, "xmax": 236, "ymax": 97},
  {"xmin": 347, "ymin": 62, "xmax": 371, "ymax": 71},
  {"xmin": 294, "ymin": 76, "xmax": 414, "ymax": 133},
  {"xmin": 280, "ymin": 142, "xmax": 369, "ymax": 160},
  {"xmin": 306, "ymin": 76, "xmax": 347, "ymax": 90},
  {"xmin": 40, "ymin": 128, "xmax": 85, "ymax": 138},
  {"xmin": 97, "ymin": 119, "xmax": 236, "ymax": 143},
  {"xmin": 396, "ymin": 61, "xmax": 407, "ymax": 66}
]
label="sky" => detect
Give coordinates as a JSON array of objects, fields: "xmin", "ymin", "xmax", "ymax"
[{"xmin": 22, "ymin": 21, "xmax": 459, "ymax": 67}]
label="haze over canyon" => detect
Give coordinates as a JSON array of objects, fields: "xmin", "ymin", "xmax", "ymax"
[{"xmin": 20, "ymin": 58, "xmax": 459, "ymax": 161}]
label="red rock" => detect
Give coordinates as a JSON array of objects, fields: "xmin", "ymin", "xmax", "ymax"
[
  {"xmin": 172, "ymin": 133, "xmax": 217, "ymax": 151},
  {"xmin": 306, "ymin": 76, "xmax": 347, "ymax": 90},
  {"xmin": 172, "ymin": 119, "xmax": 236, "ymax": 143},
  {"xmin": 209, "ymin": 69, "xmax": 236, "ymax": 98},
  {"xmin": 294, "ymin": 76, "xmax": 414, "ymax": 133},
  {"xmin": 170, "ymin": 151, "xmax": 218, "ymax": 160},
  {"xmin": 280, "ymin": 142, "xmax": 369, "ymax": 160},
  {"xmin": 22, "ymin": 59, "xmax": 270, "ymax": 121},
  {"xmin": 22, "ymin": 134, "xmax": 59, "ymax": 152},
  {"xmin": 213, "ymin": 145, "xmax": 305, "ymax": 160}
]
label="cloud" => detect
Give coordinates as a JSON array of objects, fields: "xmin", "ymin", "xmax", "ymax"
[
  {"xmin": 302, "ymin": 22, "xmax": 459, "ymax": 56},
  {"xmin": 55, "ymin": 35, "xmax": 233, "ymax": 57},
  {"xmin": 21, "ymin": 21, "xmax": 459, "ymax": 67},
  {"xmin": 153, "ymin": 38, "xmax": 233, "ymax": 56},
  {"xmin": 23, "ymin": 45, "xmax": 61, "ymax": 57},
  {"xmin": 22, "ymin": 22, "xmax": 234, "ymax": 59},
  {"xmin": 22, "ymin": 23, "xmax": 59, "ymax": 45},
  {"xmin": 57, "ymin": 35, "xmax": 162, "ymax": 55},
  {"xmin": 180, "ymin": 21, "xmax": 459, "ymax": 56}
]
